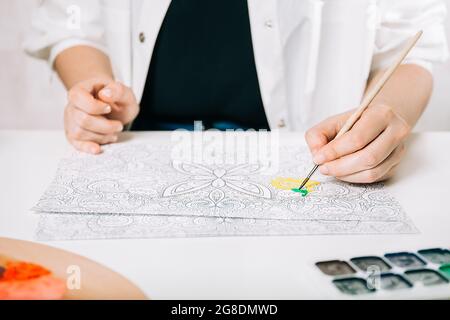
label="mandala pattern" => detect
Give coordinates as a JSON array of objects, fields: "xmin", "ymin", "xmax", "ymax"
[{"xmin": 162, "ymin": 162, "xmax": 272, "ymax": 200}]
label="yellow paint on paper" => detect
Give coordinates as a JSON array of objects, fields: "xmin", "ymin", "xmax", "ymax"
[{"xmin": 271, "ymin": 177, "xmax": 320, "ymax": 193}]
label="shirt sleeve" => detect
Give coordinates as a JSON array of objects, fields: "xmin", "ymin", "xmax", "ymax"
[
  {"xmin": 23, "ymin": 0, "xmax": 108, "ymax": 68},
  {"xmin": 372, "ymin": 0, "xmax": 449, "ymax": 73}
]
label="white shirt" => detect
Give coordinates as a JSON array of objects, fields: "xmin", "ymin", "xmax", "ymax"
[{"xmin": 25, "ymin": 0, "xmax": 449, "ymax": 131}]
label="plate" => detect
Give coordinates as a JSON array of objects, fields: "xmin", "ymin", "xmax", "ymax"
[{"xmin": 0, "ymin": 237, "xmax": 147, "ymax": 300}]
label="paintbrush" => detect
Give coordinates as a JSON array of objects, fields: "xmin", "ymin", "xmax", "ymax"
[{"xmin": 297, "ymin": 31, "xmax": 423, "ymax": 191}]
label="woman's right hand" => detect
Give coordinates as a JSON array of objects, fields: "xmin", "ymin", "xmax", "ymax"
[{"xmin": 64, "ymin": 77, "xmax": 139, "ymax": 154}]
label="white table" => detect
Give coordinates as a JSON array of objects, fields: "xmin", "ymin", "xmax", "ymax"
[{"xmin": 1, "ymin": 130, "xmax": 450, "ymax": 299}]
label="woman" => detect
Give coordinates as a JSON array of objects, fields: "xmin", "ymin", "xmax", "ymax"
[{"xmin": 25, "ymin": 0, "xmax": 448, "ymax": 183}]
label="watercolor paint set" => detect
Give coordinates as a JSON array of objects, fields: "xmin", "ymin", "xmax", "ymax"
[{"xmin": 315, "ymin": 248, "xmax": 450, "ymax": 298}]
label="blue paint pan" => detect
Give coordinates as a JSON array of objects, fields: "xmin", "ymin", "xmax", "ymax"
[{"xmin": 384, "ymin": 252, "xmax": 426, "ymax": 269}]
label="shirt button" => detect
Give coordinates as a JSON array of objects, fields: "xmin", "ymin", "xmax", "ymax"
[
  {"xmin": 264, "ymin": 20, "xmax": 274, "ymax": 28},
  {"xmin": 139, "ymin": 32, "xmax": 146, "ymax": 43},
  {"xmin": 277, "ymin": 119, "xmax": 286, "ymax": 128}
]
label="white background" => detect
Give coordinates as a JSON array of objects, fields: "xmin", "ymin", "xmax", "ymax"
[{"xmin": 1, "ymin": 0, "xmax": 449, "ymax": 131}]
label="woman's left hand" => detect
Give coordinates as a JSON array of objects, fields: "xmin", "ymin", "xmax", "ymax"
[{"xmin": 305, "ymin": 104, "xmax": 411, "ymax": 183}]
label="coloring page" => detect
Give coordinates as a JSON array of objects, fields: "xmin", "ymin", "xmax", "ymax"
[
  {"xmin": 34, "ymin": 133, "xmax": 410, "ymax": 223},
  {"xmin": 36, "ymin": 213, "xmax": 418, "ymax": 241}
]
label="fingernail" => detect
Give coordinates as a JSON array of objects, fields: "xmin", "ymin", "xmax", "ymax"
[
  {"xmin": 313, "ymin": 153, "xmax": 326, "ymax": 164},
  {"xmin": 90, "ymin": 146, "xmax": 98, "ymax": 154},
  {"xmin": 117, "ymin": 124, "xmax": 124, "ymax": 131},
  {"xmin": 101, "ymin": 88, "xmax": 112, "ymax": 98},
  {"xmin": 112, "ymin": 136, "xmax": 118, "ymax": 142},
  {"xmin": 104, "ymin": 105, "xmax": 111, "ymax": 113},
  {"xmin": 320, "ymin": 165, "xmax": 329, "ymax": 175}
]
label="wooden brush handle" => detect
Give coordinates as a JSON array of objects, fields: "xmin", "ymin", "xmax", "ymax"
[{"xmin": 336, "ymin": 31, "xmax": 423, "ymax": 139}]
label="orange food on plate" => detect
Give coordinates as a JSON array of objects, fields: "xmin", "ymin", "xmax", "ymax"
[{"xmin": 0, "ymin": 259, "xmax": 66, "ymax": 300}]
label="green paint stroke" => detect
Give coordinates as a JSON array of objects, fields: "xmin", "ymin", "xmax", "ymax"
[
  {"xmin": 291, "ymin": 188, "xmax": 309, "ymax": 197},
  {"xmin": 439, "ymin": 264, "xmax": 450, "ymax": 279}
]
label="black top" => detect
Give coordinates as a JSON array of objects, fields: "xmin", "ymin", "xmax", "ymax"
[{"xmin": 132, "ymin": 0, "xmax": 269, "ymax": 131}]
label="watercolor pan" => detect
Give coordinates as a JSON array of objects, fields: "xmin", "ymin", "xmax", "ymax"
[
  {"xmin": 384, "ymin": 252, "xmax": 426, "ymax": 269},
  {"xmin": 333, "ymin": 277, "xmax": 376, "ymax": 295},
  {"xmin": 439, "ymin": 264, "xmax": 450, "ymax": 279},
  {"xmin": 317, "ymin": 248, "xmax": 450, "ymax": 297},
  {"xmin": 315, "ymin": 260, "xmax": 356, "ymax": 276},
  {"xmin": 350, "ymin": 256, "xmax": 391, "ymax": 273},
  {"xmin": 405, "ymin": 269, "xmax": 449, "ymax": 286},
  {"xmin": 380, "ymin": 273, "xmax": 413, "ymax": 291},
  {"xmin": 418, "ymin": 248, "xmax": 450, "ymax": 265}
]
